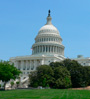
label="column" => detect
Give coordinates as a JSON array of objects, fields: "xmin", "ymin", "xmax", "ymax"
[
  {"xmin": 43, "ymin": 46, "xmax": 45, "ymax": 52},
  {"xmin": 30, "ymin": 60, "xmax": 32, "ymax": 70},
  {"xmin": 41, "ymin": 59, "xmax": 44, "ymax": 65},
  {"xmin": 41, "ymin": 46, "xmax": 42, "ymax": 52},
  {"xmin": 57, "ymin": 47, "xmax": 58, "ymax": 53},
  {"xmin": 48, "ymin": 46, "xmax": 50, "ymax": 52},
  {"xmin": 18, "ymin": 61, "xmax": 21, "ymax": 70},
  {"xmin": 51, "ymin": 46, "xmax": 53, "ymax": 52},
  {"xmin": 42, "ymin": 46, "xmax": 43, "ymax": 52},
  {"xmin": 55, "ymin": 46, "xmax": 56, "ymax": 53},
  {"xmin": 21, "ymin": 60, "xmax": 24, "ymax": 70},
  {"xmin": 45, "ymin": 46, "xmax": 46, "ymax": 52},
  {"xmin": 30, "ymin": 60, "xmax": 34, "ymax": 70},
  {"xmin": 50, "ymin": 46, "xmax": 51, "ymax": 53},
  {"xmin": 62, "ymin": 49, "xmax": 64, "ymax": 55},
  {"xmin": 59, "ymin": 47, "xmax": 60, "ymax": 53},
  {"xmin": 56, "ymin": 46, "xmax": 57, "ymax": 53},
  {"xmin": 34, "ymin": 60, "xmax": 37, "ymax": 70},
  {"xmin": 47, "ymin": 45, "xmax": 49, "ymax": 52},
  {"xmin": 15, "ymin": 61, "xmax": 18, "ymax": 68},
  {"xmin": 40, "ymin": 46, "xmax": 41, "ymax": 52},
  {"xmin": 26, "ymin": 60, "xmax": 28, "ymax": 70},
  {"xmin": 37, "ymin": 46, "xmax": 38, "ymax": 53},
  {"xmin": 24, "ymin": 60, "xmax": 26, "ymax": 70},
  {"xmin": 53, "ymin": 46, "xmax": 54, "ymax": 53},
  {"xmin": 39, "ymin": 46, "xmax": 40, "ymax": 53}
]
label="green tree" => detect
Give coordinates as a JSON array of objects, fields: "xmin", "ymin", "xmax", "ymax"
[
  {"xmin": 0, "ymin": 61, "xmax": 21, "ymax": 90},
  {"xmin": 50, "ymin": 59, "xmax": 89, "ymax": 88},
  {"xmin": 62, "ymin": 59, "xmax": 88, "ymax": 87},
  {"xmin": 10, "ymin": 81, "xmax": 14, "ymax": 88},
  {"xmin": 29, "ymin": 65, "xmax": 54, "ymax": 87},
  {"xmin": 53, "ymin": 66, "xmax": 71, "ymax": 88},
  {"xmin": 16, "ymin": 81, "xmax": 20, "ymax": 88},
  {"xmin": 0, "ymin": 84, "xmax": 1, "ymax": 88},
  {"xmin": 83, "ymin": 66, "xmax": 90, "ymax": 86},
  {"xmin": 29, "ymin": 65, "xmax": 71, "ymax": 89}
]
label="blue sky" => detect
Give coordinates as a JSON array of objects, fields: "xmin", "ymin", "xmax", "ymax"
[{"xmin": 0, "ymin": 0, "xmax": 90, "ymax": 60}]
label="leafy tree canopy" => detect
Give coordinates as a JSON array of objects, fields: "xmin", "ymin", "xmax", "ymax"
[
  {"xmin": 29, "ymin": 65, "xmax": 54, "ymax": 87},
  {"xmin": 0, "ymin": 61, "xmax": 21, "ymax": 90},
  {"xmin": 50, "ymin": 59, "xmax": 90, "ymax": 88},
  {"xmin": 29, "ymin": 65, "xmax": 71, "ymax": 88},
  {"xmin": 53, "ymin": 66, "xmax": 71, "ymax": 88}
]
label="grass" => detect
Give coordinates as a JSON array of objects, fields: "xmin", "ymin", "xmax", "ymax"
[{"xmin": 0, "ymin": 89, "xmax": 90, "ymax": 99}]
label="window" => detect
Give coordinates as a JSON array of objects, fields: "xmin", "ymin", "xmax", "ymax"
[
  {"xmin": 31, "ymin": 65, "xmax": 34, "ymax": 70},
  {"xmin": 47, "ymin": 38, "xmax": 48, "ymax": 41}
]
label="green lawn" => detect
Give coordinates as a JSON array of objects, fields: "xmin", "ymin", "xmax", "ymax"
[{"xmin": 0, "ymin": 89, "xmax": 90, "ymax": 99}]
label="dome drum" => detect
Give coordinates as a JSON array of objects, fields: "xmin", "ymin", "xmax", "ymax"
[
  {"xmin": 32, "ymin": 45, "xmax": 64, "ymax": 56},
  {"xmin": 35, "ymin": 37, "xmax": 62, "ymax": 44}
]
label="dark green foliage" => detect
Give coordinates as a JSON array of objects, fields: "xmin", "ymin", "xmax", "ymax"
[
  {"xmin": 49, "ymin": 62, "xmax": 64, "ymax": 69},
  {"xmin": 29, "ymin": 71, "xmax": 38, "ymax": 87},
  {"xmin": 10, "ymin": 81, "xmax": 14, "ymax": 88},
  {"xmin": 29, "ymin": 65, "xmax": 71, "ymax": 88},
  {"xmin": 62, "ymin": 59, "xmax": 89, "ymax": 87},
  {"xmin": 83, "ymin": 66, "xmax": 90, "ymax": 85},
  {"xmin": 16, "ymin": 81, "xmax": 20, "ymax": 87},
  {"xmin": 0, "ymin": 84, "xmax": 1, "ymax": 88},
  {"xmin": 0, "ymin": 61, "xmax": 21, "ymax": 90},
  {"xmin": 30, "ymin": 59, "xmax": 90, "ymax": 88},
  {"xmin": 53, "ymin": 66, "xmax": 71, "ymax": 88},
  {"xmin": 50, "ymin": 59, "xmax": 90, "ymax": 88},
  {"xmin": 37, "ymin": 65, "xmax": 54, "ymax": 87},
  {"xmin": 29, "ymin": 65, "xmax": 54, "ymax": 88}
]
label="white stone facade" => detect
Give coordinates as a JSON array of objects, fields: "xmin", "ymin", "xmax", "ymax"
[
  {"xmin": 73, "ymin": 55, "xmax": 90, "ymax": 66},
  {"xmin": 10, "ymin": 11, "xmax": 65, "ymax": 81}
]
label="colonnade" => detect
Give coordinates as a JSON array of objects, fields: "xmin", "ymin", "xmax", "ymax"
[
  {"xmin": 15, "ymin": 60, "xmax": 41, "ymax": 71},
  {"xmin": 32, "ymin": 45, "xmax": 63, "ymax": 54},
  {"xmin": 36, "ymin": 37, "xmax": 61, "ymax": 43}
]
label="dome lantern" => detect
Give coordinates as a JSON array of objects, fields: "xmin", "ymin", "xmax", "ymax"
[{"xmin": 46, "ymin": 10, "xmax": 52, "ymax": 25}]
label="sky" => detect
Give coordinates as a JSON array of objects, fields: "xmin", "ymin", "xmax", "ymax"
[{"xmin": 0, "ymin": 0, "xmax": 90, "ymax": 61}]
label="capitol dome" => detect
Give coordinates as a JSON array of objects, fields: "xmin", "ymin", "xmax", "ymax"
[
  {"xmin": 38, "ymin": 24, "xmax": 59, "ymax": 35},
  {"xmin": 32, "ymin": 10, "xmax": 65, "ymax": 56},
  {"xmin": 38, "ymin": 13, "xmax": 60, "ymax": 36}
]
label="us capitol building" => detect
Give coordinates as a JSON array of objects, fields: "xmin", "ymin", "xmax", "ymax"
[{"xmin": 10, "ymin": 10, "xmax": 90, "ymax": 84}]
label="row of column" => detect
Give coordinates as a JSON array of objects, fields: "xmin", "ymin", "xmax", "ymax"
[
  {"xmin": 15, "ymin": 60, "xmax": 41, "ymax": 71},
  {"xmin": 36, "ymin": 37, "xmax": 61, "ymax": 43},
  {"xmin": 32, "ymin": 45, "xmax": 63, "ymax": 54}
]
